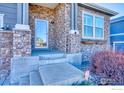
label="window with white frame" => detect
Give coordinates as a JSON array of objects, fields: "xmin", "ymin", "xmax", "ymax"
[
  {"xmin": 83, "ymin": 13, "xmax": 104, "ymax": 39},
  {"xmin": 0, "ymin": 14, "xmax": 4, "ymax": 28},
  {"xmin": 84, "ymin": 14, "xmax": 93, "ymax": 37}
]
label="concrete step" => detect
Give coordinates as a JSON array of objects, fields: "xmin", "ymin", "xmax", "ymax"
[
  {"xmin": 11, "ymin": 56, "xmax": 39, "ymax": 85},
  {"xmin": 19, "ymin": 75, "xmax": 30, "ymax": 85},
  {"xmin": 39, "ymin": 58, "xmax": 68, "ymax": 65},
  {"xmin": 39, "ymin": 63, "xmax": 83, "ymax": 85},
  {"xmin": 39, "ymin": 53, "xmax": 66, "ymax": 60},
  {"xmin": 29, "ymin": 70, "xmax": 43, "ymax": 85},
  {"xmin": 29, "ymin": 64, "xmax": 39, "ymax": 72}
]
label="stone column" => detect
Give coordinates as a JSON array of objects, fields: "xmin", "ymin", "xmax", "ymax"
[
  {"xmin": 13, "ymin": 25, "xmax": 31, "ymax": 57},
  {"xmin": 71, "ymin": 3, "xmax": 75, "ymax": 30},
  {"xmin": 70, "ymin": 3, "xmax": 79, "ymax": 34},
  {"xmin": 67, "ymin": 3, "xmax": 81, "ymax": 53},
  {"xmin": 0, "ymin": 31, "xmax": 13, "ymax": 80},
  {"xmin": 74, "ymin": 3, "xmax": 78, "ymax": 30},
  {"xmin": 67, "ymin": 34, "xmax": 81, "ymax": 53}
]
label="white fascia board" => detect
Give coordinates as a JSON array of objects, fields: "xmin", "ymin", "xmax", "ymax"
[{"xmin": 110, "ymin": 33, "xmax": 124, "ymax": 37}]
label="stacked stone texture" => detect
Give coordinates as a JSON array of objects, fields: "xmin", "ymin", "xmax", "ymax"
[
  {"xmin": 29, "ymin": 4, "xmax": 56, "ymax": 50},
  {"xmin": 54, "ymin": 4, "xmax": 71, "ymax": 52},
  {"xmin": 78, "ymin": 6, "xmax": 110, "ymax": 61},
  {"xmin": 29, "ymin": 4, "xmax": 71, "ymax": 53},
  {"xmin": 29, "ymin": 4, "xmax": 110, "ymax": 56},
  {"xmin": 0, "ymin": 4, "xmax": 112, "ymax": 84},
  {"xmin": 0, "ymin": 29, "xmax": 31, "ymax": 84},
  {"xmin": 13, "ymin": 30, "xmax": 31, "ymax": 56},
  {"xmin": 67, "ymin": 33, "xmax": 81, "ymax": 53},
  {"xmin": 81, "ymin": 45, "xmax": 107, "ymax": 61},
  {"xmin": 0, "ymin": 31, "xmax": 13, "ymax": 81}
]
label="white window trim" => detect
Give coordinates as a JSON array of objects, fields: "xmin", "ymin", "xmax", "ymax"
[
  {"xmin": 0, "ymin": 14, "xmax": 4, "ymax": 28},
  {"xmin": 82, "ymin": 11, "xmax": 104, "ymax": 40},
  {"xmin": 113, "ymin": 41, "xmax": 124, "ymax": 52}
]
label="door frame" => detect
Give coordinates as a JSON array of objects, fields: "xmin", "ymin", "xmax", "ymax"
[
  {"xmin": 34, "ymin": 19, "xmax": 49, "ymax": 49},
  {"xmin": 113, "ymin": 41, "xmax": 124, "ymax": 52}
]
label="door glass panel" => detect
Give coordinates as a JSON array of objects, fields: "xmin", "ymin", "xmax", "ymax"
[{"xmin": 35, "ymin": 19, "xmax": 48, "ymax": 48}]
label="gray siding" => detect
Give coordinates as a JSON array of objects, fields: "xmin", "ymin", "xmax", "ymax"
[{"xmin": 0, "ymin": 3, "xmax": 17, "ymax": 29}]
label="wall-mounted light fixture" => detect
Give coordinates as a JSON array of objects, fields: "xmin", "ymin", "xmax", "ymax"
[{"xmin": 50, "ymin": 21, "xmax": 54, "ymax": 24}]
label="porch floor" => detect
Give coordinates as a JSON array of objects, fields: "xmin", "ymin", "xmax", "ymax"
[{"xmin": 31, "ymin": 50, "xmax": 64, "ymax": 56}]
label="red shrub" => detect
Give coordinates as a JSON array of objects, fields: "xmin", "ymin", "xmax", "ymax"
[{"xmin": 91, "ymin": 51, "xmax": 124, "ymax": 85}]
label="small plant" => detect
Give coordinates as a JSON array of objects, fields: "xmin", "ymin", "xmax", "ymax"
[{"xmin": 91, "ymin": 51, "xmax": 124, "ymax": 85}]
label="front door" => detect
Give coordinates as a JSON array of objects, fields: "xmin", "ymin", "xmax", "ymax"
[{"xmin": 35, "ymin": 19, "xmax": 48, "ymax": 49}]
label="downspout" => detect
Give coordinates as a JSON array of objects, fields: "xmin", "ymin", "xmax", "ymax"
[
  {"xmin": 71, "ymin": 3, "xmax": 75, "ymax": 30},
  {"xmin": 67, "ymin": 3, "xmax": 75, "ymax": 52},
  {"xmin": 74, "ymin": 3, "xmax": 78, "ymax": 31},
  {"xmin": 70, "ymin": 3, "xmax": 79, "ymax": 34}
]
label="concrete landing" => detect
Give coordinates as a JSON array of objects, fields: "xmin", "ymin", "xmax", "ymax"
[{"xmin": 39, "ymin": 63, "xmax": 83, "ymax": 85}]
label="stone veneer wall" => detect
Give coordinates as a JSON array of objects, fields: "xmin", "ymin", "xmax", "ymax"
[
  {"xmin": 0, "ymin": 29, "xmax": 31, "ymax": 81},
  {"xmin": 29, "ymin": 4, "xmax": 55, "ymax": 50},
  {"xmin": 67, "ymin": 33, "xmax": 81, "ymax": 53},
  {"xmin": 0, "ymin": 31, "xmax": 13, "ymax": 81},
  {"xmin": 13, "ymin": 29, "xmax": 31, "ymax": 56},
  {"xmin": 29, "ymin": 3, "xmax": 111, "ymax": 57},
  {"xmin": 78, "ymin": 5, "xmax": 110, "ymax": 61},
  {"xmin": 29, "ymin": 4, "xmax": 71, "ymax": 52},
  {"xmin": 54, "ymin": 4, "xmax": 71, "ymax": 52}
]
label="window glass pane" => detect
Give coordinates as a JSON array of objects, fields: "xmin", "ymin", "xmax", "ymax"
[
  {"xmin": 95, "ymin": 17, "xmax": 104, "ymax": 28},
  {"xmin": 95, "ymin": 27, "xmax": 103, "ymax": 38},
  {"xmin": 84, "ymin": 14, "xmax": 93, "ymax": 26},
  {"xmin": 84, "ymin": 26, "xmax": 93, "ymax": 37},
  {"xmin": 35, "ymin": 20, "xmax": 47, "ymax": 48}
]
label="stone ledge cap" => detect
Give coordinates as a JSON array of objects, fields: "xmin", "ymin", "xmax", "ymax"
[
  {"xmin": 13, "ymin": 24, "xmax": 31, "ymax": 31},
  {"xmin": 69, "ymin": 30, "xmax": 79, "ymax": 35},
  {"xmin": 0, "ymin": 30, "xmax": 13, "ymax": 33}
]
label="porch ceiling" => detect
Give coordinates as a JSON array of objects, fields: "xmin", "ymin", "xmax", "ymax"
[{"xmin": 33, "ymin": 3, "xmax": 59, "ymax": 9}]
